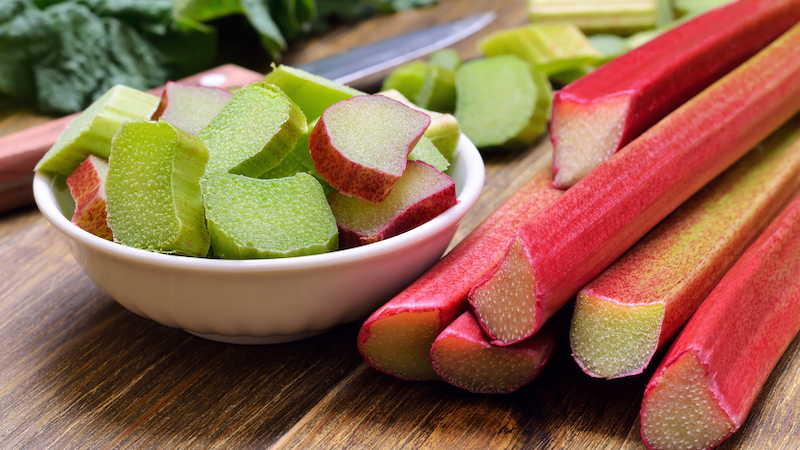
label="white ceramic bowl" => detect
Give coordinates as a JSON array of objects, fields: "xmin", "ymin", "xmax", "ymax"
[{"xmin": 34, "ymin": 135, "xmax": 484, "ymax": 344}]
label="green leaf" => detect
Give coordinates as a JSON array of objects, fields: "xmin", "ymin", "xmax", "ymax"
[
  {"xmin": 0, "ymin": 0, "xmax": 55, "ymax": 98},
  {"xmin": 240, "ymin": 0, "xmax": 285, "ymax": 58}
]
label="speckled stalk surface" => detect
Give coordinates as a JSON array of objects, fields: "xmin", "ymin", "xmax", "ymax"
[
  {"xmin": 66, "ymin": 155, "xmax": 112, "ymax": 241},
  {"xmin": 331, "ymin": 160, "xmax": 456, "ymax": 248},
  {"xmin": 468, "ymin": 22, "xmax": 800, "ymax": 347},
  {"xmin": 35, "ymin": 85, "xmax": 160, "ymax": 177},
  {"xmin": 203, "ymin": 172, "xmax": 337, "ymax": 259},
  {"xmin": 310, "ymin": 95, "xmax": 430, "ymax": 204},
  {"xmin": 198, "ymin": 81, "xmax": 307, "ymax": 177},
  {"xmin": 430, "ymin": 311, "xmax": 556, "ymax": 394},
  {"xmin": 106, "ymin": 120, "xmax": 210, "ymax": 257},
  {"xmin": 357, "ymin": 168, "xmax": 563, "ymax": 381},
  {"xmin": 571, "ymin": 116, "xmax": 800, "ymax": 380},
  {"xmin": 550, "ymin": 0, "xmax": 800, "ymax": 188},
  {"xmin": 639, "ymin": 191, "xmax": 800, "ymax": 450}
]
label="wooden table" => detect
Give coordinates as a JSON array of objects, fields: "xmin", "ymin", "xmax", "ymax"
[{"xmin": 2, "ymin": 0, "xmax": 799, "ymax": 448}]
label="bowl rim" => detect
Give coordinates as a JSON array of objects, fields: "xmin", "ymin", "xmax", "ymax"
[{"xmin": 33, "ymin": 134, "xmax": 485, "ymax": 273}]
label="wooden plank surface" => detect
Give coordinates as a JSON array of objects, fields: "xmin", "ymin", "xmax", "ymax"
[{"xmin": 2, "ymin": 0, "xmax": 800, "ymax": 448}]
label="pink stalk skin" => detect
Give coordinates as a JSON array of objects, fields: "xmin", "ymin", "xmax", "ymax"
[
  {"xmin": 309, "ymin": 95, "xmax": 430, "ymax": 204},
  {"xmin": 571, "ymin": 116, "xmax": 800, "ymax": 380},
  {"xmin": 430, "ymin": 311, "xmax": 557, "ymax": 394},
  {"xmin": 469, "ymin": 21, "xmax": 800, "ymax": 347},
  {"xmin": 550, "ymin": 0, "xmax": 800, "ymax": 188},
  {"xmin": 357, "ymin": 168, "xmax": 563, "ymax": 380},
  {"xmin": 333, "ymin": 161, "xmax": 457, "ymax": 249},
  {"xmin": 639, "ymin": 192, "xmax": 800, "ymax": 450},
  {"xmin": 66, "ymin": 155, "xmax": 112, "ymax": 241},
  {"xmin": 151, "ymin": 82, "xmax": 233, "ymax": 135}
]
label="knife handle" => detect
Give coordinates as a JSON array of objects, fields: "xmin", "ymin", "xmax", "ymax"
[{"xmin": 0, "ymin": 64, "xmax": 264, "ymax": 214}]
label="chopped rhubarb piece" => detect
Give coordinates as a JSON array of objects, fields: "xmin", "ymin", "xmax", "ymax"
[
  {"xmin": 469, "ymin": 22, "xmax": 800, "ymax": 346},
  {"xmin": 571, "ymin": 117, "xmax": 800, "ymax": 379},
  {"xmin": 66, "ymin": 155, "xmax": 112, "ymax": 241},
  {"xmin": 152, "ymin": 81, "xmax": 233, "ymax": 135},
  {"xmin": 640, "ymin": 191, "xmax": 800, "ymax": 450},
  {"xmin": 358, "ymin": 168, "xmax": 563, "ymax": 380},
  {"xmin": 527, "ymin": 0, "xmax": 665, "ymax": 35},
  {"xmin": 550, "ymin": 0, "xmax": 800, "ymax": 188},
  {"xmin": 331, "ymin": 160, "xmax": 456, "ymax": 248},
  {"xmin": 310, "ymin": 95, "xmax": 430, "ymax": 204},
  {"xmin": 430, "ymin": 311, "xmax": 557, "ymax": 394}
]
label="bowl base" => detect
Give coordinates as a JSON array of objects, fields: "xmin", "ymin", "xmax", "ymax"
[{"xmin": 184, "ymin": 328, "xmax": 332, "ymax": 345}]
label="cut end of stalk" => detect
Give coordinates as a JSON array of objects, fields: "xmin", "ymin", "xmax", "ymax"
[
  {"xmin": 570, "ymin": 293, "xmax": 664, "ymax": 379},
  {"xmin": 430, "ymin": 336, "xmax": 546, "ymax": 394},
  {"xmin": 470, "ymin": 237, "xmax": 537, "ymax": 345},
  {"xmin": 641, "ymin": 352, "xmax": 735, "ymax": 450},
  {"xmin": 359, "ymin": 311, "xmax": 441, "ymax": 381},
  {"xmin": 551, "ymin": 94, "xmax": 630, "ymax": 188}
]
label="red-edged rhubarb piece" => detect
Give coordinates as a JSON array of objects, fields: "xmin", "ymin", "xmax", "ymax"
[
  {"xmin": 570, "ymin": 116, "xmax": 800, "ymax": 380},
  {"xmin": 66, "ymin": 155, "xmax": 112, "ymax": 241},
  {"xmin": 151, "ymin": 81, "xmax": 233, "ymax": 135},
  {"xmin": 331, "ymin": 160, "xmax": 456, "ymax": 249},
  {"xmin": 550, "ymin": 0, "xmax": 800, "ymax": 188},
  {"xmin": 469, "ymin": 22, "xmax": 800, "ymax": 346},
  {"xmin": 358, "ymin": 168, "xmax": 563, "ymax": 380},
  {"xmin": 639, "ymin": 191, "xmax": 800, "ymax": 450},
  {"xmin": 310, "ymin": 95, "xmax": 430, "ymax": 204},
  {"xmin": 430, "ymin": 311, "xmax": 557, "ymax": 394}
]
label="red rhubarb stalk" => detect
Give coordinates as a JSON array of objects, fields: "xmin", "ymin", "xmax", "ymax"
[
  {"xmin": 639, "ymin": 191, "xmax": 800, "ymax": 450},
  {"xmin": 570, "ymin": 117, "xmax": 800, "ymax": 379},
  {"xmin": 550, "ymin": 0, "xmax": 800, "ymax": 188},
  {"xmin": 469, "ymin": 22, "xmax": 800, "ymax": 346},
  {"xmin": 430, "ymin": 311, "xmax": 557, "ymax": 394},
  {"xmin": 357, "ymin": 168, "xmax": 563, "ymax": 380}
]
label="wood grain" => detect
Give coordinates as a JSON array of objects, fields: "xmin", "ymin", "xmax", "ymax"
[{"xmin": 1, "ymin": 0, "xmax": 800, "ymax": 448}]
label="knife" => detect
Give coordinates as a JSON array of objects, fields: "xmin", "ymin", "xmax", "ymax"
[{"xmin": 0, "ymin": 12, "xmax": 496, "ymax": 213}]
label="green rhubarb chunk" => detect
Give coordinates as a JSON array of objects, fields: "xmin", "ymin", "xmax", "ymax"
[
  {"xmin": 416, "ymin": 64, "xmax": 457, "ymax": 113},
  {"xmin": 259, "ymin": 150, "xmax": 309, "ymax": 179},
  {"xmin": 377, "ymin": 89, "xmax": 461, "ymax": 162},
  {"xmin": 675, "ymin": 0, "xmax": 734, "ymax": 18},
  {"xmin": 35, "ymin": 85, "xmax": 160, "ymax": 177},
  {"xmin": 262, "ymin": 64, "xmax": 364, "ymax": 121},
  {"xmin": 408, "ymin": 136, "xmax": 449, "ymax": 172},
  {"xmin": 198, "ymin": 81, "xmax": 307, "ymax": 177},
  {"xmin": 203, "ymin": 172, "xmax": 338, "ymax": 259},
  {"xmin": 106, "ymin": 120, "xmax": 210, "ymax": 257},
  {"xmin": 429, "ymin": 49, "xmax": 462, "ymax": 71},
  {"xmin": 478, "ymin": 23, "xmax": 602, "ymax": 76},
  {"xmin": 455, "ymin": 55, "xmax": 539, "ymax": 150},
  {"xmin": 530, "ymin": 69, "xmax": 553, "ymax": 135},
  {"xmin": 291, "ymin": 119, "xmax": 317, "ymax": 171},
  {"xmin": 527, "ymin": 0, "xmax": 659, "ymax": 35},
  {"xmin": 381, "ymin": 61, "xmax": 428, "ymax": 105}
]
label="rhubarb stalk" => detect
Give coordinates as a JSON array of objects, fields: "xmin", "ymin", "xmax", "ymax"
[
  {"xmin": 469, "ymin": 22, "xmax": 800, "ymax": 346},
  {"xmin": 570, "ymin": 116, "xmax": 800, "ymax": 379},
  {"xmin": 549, "ymin": 0, "xmax": 800, "ymax": 188},
  {"xmin": 357, "ymin": 168, "xmax": 563, "ymax": 380},
  {"xmin": 639, "ymin": 190, "xmax": 800, "ymax": 450}
]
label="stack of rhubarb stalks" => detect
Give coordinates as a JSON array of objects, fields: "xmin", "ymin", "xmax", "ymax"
[{"xmin": 357, "ymin": 1, "xmax": 800, "ymax": 449}]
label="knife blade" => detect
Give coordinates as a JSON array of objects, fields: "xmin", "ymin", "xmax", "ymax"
[{"xmin": 0, "ymin": 12, "xmax": 496, "ymax": 213}]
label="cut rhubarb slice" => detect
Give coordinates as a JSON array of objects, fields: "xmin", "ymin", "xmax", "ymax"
[
  {"xmin": 527, "ymin": 0, "xmax": 664, "ymax": 35},
  {"xmin": 66, "ymin": 155, "xmax": 112, "ymax": 241},
  {"xmin": 198, "ymin": 81, "xmax": 307, "ymax": 177},
  {"xmin": 430, "ymin": 311, "xmax": 557, "ymax": 394},
  {"xmin": 310, "ymin": 95, "xmax": 430, "ymax": 204},
  {"xmin": 152, "ymin": 81, "xmax": 233, "ymax": 135},
  {"xmin": 330, "ymin": 160, "xmax": 456, "ymax": 248},
  {"xmin": 469, "ymin": 21, "xmax": 800, "ymax": 346},
  {"xmin": 106, "ymin": 120, "xmax": 210, "ymax": 257},
  {"xmin": 550, "ymin": 0, "xmax": 800, "ymax": 188},
  {"xmin": 262, "ymin": 64, "xmax": 364, "ymax": 121},
  {"xmin": 358, "ymin": 168, "xmax": 563, "ymax": 380},
  {"xmin": 571, "ymin": 116, "xmax": 800, "ymax": 379},
  {"xmin": 640, "ymin": 190, "xmax": 800, "ymax": 450}
]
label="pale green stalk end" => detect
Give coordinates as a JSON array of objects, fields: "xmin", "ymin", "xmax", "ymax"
[
  {"xmin": 408, "ymin": 137, "xmax": 449, "ymax": 172},
  {"xmin": 263, "ymin": 64, "xmax": 364, "ymax": 121}
]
